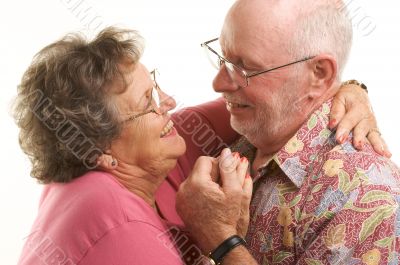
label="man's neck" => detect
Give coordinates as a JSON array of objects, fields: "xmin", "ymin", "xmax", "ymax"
[
  {"xmin": 250, "ymin": 116, "xmax": 305, "ymax": 165},
  {"xmin": 250, "ymin": 88, "xmax": 340, "ymax": 171},
  {"xmin": 252, "ymin": 149, "xmax": 275, "ymax": 173}
]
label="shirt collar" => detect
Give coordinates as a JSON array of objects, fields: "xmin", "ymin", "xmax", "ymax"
[{"xmin": 232, "ymin": 99, "xmax": 335, "ymax": 188}]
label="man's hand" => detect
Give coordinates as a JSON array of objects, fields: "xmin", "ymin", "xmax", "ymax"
[
  {"xmin": 330, "ymin": 83, "xmax": 391, "ymax": 157},
  {"xmin": 176, "ymin": 148, "xmax": 252, "ymax": 253}
]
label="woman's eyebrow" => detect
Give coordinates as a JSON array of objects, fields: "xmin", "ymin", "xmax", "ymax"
[
  {"xmin": 126, "ymin": 74, "xmax": 153, "ymax": 111},
  {"xmin": 135, "ymin": 84, "xmax": 152, "ymax": 110}
]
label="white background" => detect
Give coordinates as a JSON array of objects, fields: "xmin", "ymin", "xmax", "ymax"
[{"xmin": 0, "ymin": 0, "xmax": 399, "ymax": 263}]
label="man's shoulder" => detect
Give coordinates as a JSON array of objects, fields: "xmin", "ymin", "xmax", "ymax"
[
  {"xmin": 320, "ymin": 140, "xmax": 400, "ymax": 190},
  {"xmin": 305, "ymin": 140, "xmax": 400, "ymax": 224}
]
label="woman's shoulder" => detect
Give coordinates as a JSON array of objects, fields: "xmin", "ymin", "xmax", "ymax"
[
  {"xmin": 41, "ymin": 170, "xmax": 164, "ymax": 226},
  {"xmin": 20, "ymin": 171, "xmax": 180, "ymax": 264}
]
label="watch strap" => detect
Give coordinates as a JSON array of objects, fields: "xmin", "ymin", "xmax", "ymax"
[
  {"xmin": 208, "ymin": 235, "xmax": 246, "ymax": 265},
  {"xmin": 342, "ymin": 79, "xmax": 368, "ymax": 93}
]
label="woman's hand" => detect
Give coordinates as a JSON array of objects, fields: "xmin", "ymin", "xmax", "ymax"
[
  {"xmin": 234, "ymin": 154, "xmax": 252, "ymax": 239},
  {"xmin": 330, "ymin": 83, "xmax": 391, "ymax": 157}
]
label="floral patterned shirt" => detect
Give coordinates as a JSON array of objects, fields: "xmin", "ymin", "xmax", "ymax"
[{"xmin": 232, "ymin": 100, "xmax": 400, "ymax": 265}]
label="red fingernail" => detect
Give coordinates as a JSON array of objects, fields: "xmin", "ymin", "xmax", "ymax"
[
  {"xmin": 246, "ymin": 174, "xmax": 251, "ymax": 179},
  {"xmin": 329, "ymin": 119, "xmax": 337, "ymax": 128},
  {"xmin": 240, "ymin": 156, "xmax": 248, "ymax": 163},
  {"xmin": 233, "ymin": 152, "xmax": 240, "ymax": 159}
]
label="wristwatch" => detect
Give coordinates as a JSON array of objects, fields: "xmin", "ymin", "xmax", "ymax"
[
  {"xmin": 204, "ymin": 235, "xmax": 246, "ymax": 265},
  {"xmin": 199, "ymin": 255, "xmax": 217, "ymax": 265},
  {"xmin": 342, "ymin": 79, "xmax": 368, "ymax": 93}
]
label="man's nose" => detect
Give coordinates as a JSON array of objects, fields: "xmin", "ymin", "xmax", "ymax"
[{"xmin": 212, "ymin": 66, "xmax": 240, "ymax": 93}]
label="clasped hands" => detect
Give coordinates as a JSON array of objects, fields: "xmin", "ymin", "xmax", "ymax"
[{"xmin": 176, "ymin": 148, "xmax": 252, "ymax": 254}]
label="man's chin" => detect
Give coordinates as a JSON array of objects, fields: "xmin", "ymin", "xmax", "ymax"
[
  {"xmin": 231, "ymin": 119, "xmax": 252, "ymax": 137},
  {"xmin": 231, "ymin": 117, "xmax": 269, "ymax": 145}
]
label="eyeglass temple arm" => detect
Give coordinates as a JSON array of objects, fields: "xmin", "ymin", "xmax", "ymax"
[
  {"xmin": 248, "ymin": 56, "xmax": 316, "ymax": 78},
  {"xmin": 201, "ymin": 37, "xmax": 219, "ymax": 46},
  {"xmin": 201, "ymin": 42, "xmax": 221, "ymax": 59},
  {"xmin": 124, "ymin": 109, "xmax": 157, "ymax": 123}
]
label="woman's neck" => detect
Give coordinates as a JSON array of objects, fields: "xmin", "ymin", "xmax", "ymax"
[{"xmin": 109, "ymin": 161, "xmax": 166, "ymax": 209}]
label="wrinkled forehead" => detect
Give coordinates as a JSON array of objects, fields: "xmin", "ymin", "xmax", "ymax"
[
  {"xmin": 112, "ymin": 62, "xmax": 152, "ymax": 112},
  {"xmin": 219, "ymin": 1, "xmax": 291, "ymax": 63}
]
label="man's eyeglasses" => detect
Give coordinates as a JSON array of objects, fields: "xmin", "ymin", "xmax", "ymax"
[
  {"xmin": 122, "ymin": 69, "xmax": 162, "ymax": 123},
  {"xmin": 201, "ymin": 37, "xmax": 315, "ymax": 88}
]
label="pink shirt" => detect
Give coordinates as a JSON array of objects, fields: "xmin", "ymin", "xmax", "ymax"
[{"xmin": 18, "ymin": 98, "xmax": 238, "ymax": 265}]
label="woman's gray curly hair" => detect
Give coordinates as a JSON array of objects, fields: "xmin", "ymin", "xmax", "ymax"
[{"xmin": 13, "ymin": 27, "xmax": 144, "ymax": 183}]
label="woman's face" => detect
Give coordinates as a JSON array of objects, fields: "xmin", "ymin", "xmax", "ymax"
[{"xmin": 111, "ymin": 62, "xmax": 186, "ymax": 177}]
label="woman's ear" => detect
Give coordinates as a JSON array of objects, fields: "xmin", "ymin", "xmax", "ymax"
[
  {"xmin": 308, "ymin": 54, "xmax": 338, "ymax": 99},
  {"xmin": 96, "ymin": 150, "xmax": 118, "ymax": 170}
]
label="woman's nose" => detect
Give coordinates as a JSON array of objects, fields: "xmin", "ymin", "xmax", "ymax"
[{"xmin": 158, "ymin": 90, "xmax": 176, "ymax": 114}]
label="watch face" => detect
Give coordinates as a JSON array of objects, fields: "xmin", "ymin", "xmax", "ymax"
[{"xmin": 196, "ymin": 255, "xmax": 216, "ymax": 265}]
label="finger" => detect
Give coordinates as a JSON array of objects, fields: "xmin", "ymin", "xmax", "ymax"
[
  {"xmin": 190, "ymin": 156, "xmax": 217, "ymax": 182},
  {"xmin": 335, "ymin": 109, "xmax": 368, "ymax": 144},
  {"xmin": 210, "ymin": 158, "xmax": 220, "ymax": 183},
  {"xmin": 242, "ymin": 174, "xmax": 253, "ymax": 204},
  {"xmin": 329, "ymin": 93, "xmax": 346, "ymax": 129},
  {"xmin": 352, "ymin": 118, "xmax": 372, "ymax": 150},
  {"xmin": 368, "ymin": 132, "xmax": 392, "ymax": 158},
  {"xmin": 219, "ymin": 148, "xmax": 241, "ymax": 190},
  {"xmin": 237, "ymin": 156, "xmax": 249, "ymax": 186},
  {"xmin": 334, "ymin": 84, "xmax": 375, "ymax": 145},
  {"xmin": 237, "ymin": 176, "xmax": 252, "ymax": 238}
]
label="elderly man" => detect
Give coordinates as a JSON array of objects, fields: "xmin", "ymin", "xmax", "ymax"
[{"xmin": 176, "ymin": 0, "xmax": 400, "ymax": 264}]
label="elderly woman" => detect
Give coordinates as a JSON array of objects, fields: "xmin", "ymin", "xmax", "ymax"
[{"xmin": 15, "ymin": 27, "xmax": 386, "ymax": 265}]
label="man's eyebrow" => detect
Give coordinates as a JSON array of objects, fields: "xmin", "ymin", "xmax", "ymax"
[
  {"xmin": 243, "ymin": 59, "xmax": 265, "ymax": 70},
  {"xmin": 222, "ymin": 48, "xmax": 260, "ymax": 70},
  {"xmin": 242, "ymin": 51, "xmax": 267, "ymax": 70}
]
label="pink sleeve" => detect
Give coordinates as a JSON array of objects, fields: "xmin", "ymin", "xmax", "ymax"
[
  {"xmin": 78, "ymin": 221, "xmax": 184, "ymax": 265},
  {"xmin": 172, "ymin": 97, "xmax": 239, "ymax": 169}
]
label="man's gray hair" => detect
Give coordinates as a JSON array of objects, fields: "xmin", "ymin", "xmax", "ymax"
[{"xmin": 289, "ymin": 4, "xmax": 353, "ymax": 79}]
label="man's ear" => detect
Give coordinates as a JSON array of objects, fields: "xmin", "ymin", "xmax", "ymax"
[
  {"xmin": 308, "ymin": 54, "xmax": 337, "ymax": 99},
  {"xmin": 96, "ymin": 150, "xmax": 118, "ymax": 170}
]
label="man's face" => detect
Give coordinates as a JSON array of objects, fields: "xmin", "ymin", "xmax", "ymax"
[{"xmin": 212, "ymin": 5, "xmax": 306, "ymax": 149}]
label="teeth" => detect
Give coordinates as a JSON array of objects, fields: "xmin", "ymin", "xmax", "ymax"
[
  {"xmin": 160, "ymin": 120, "xmax": 174, "ymax": 137},
  {"xmin": 227, "ymin": 102, "xmax": 248, "ymax": 108}
]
